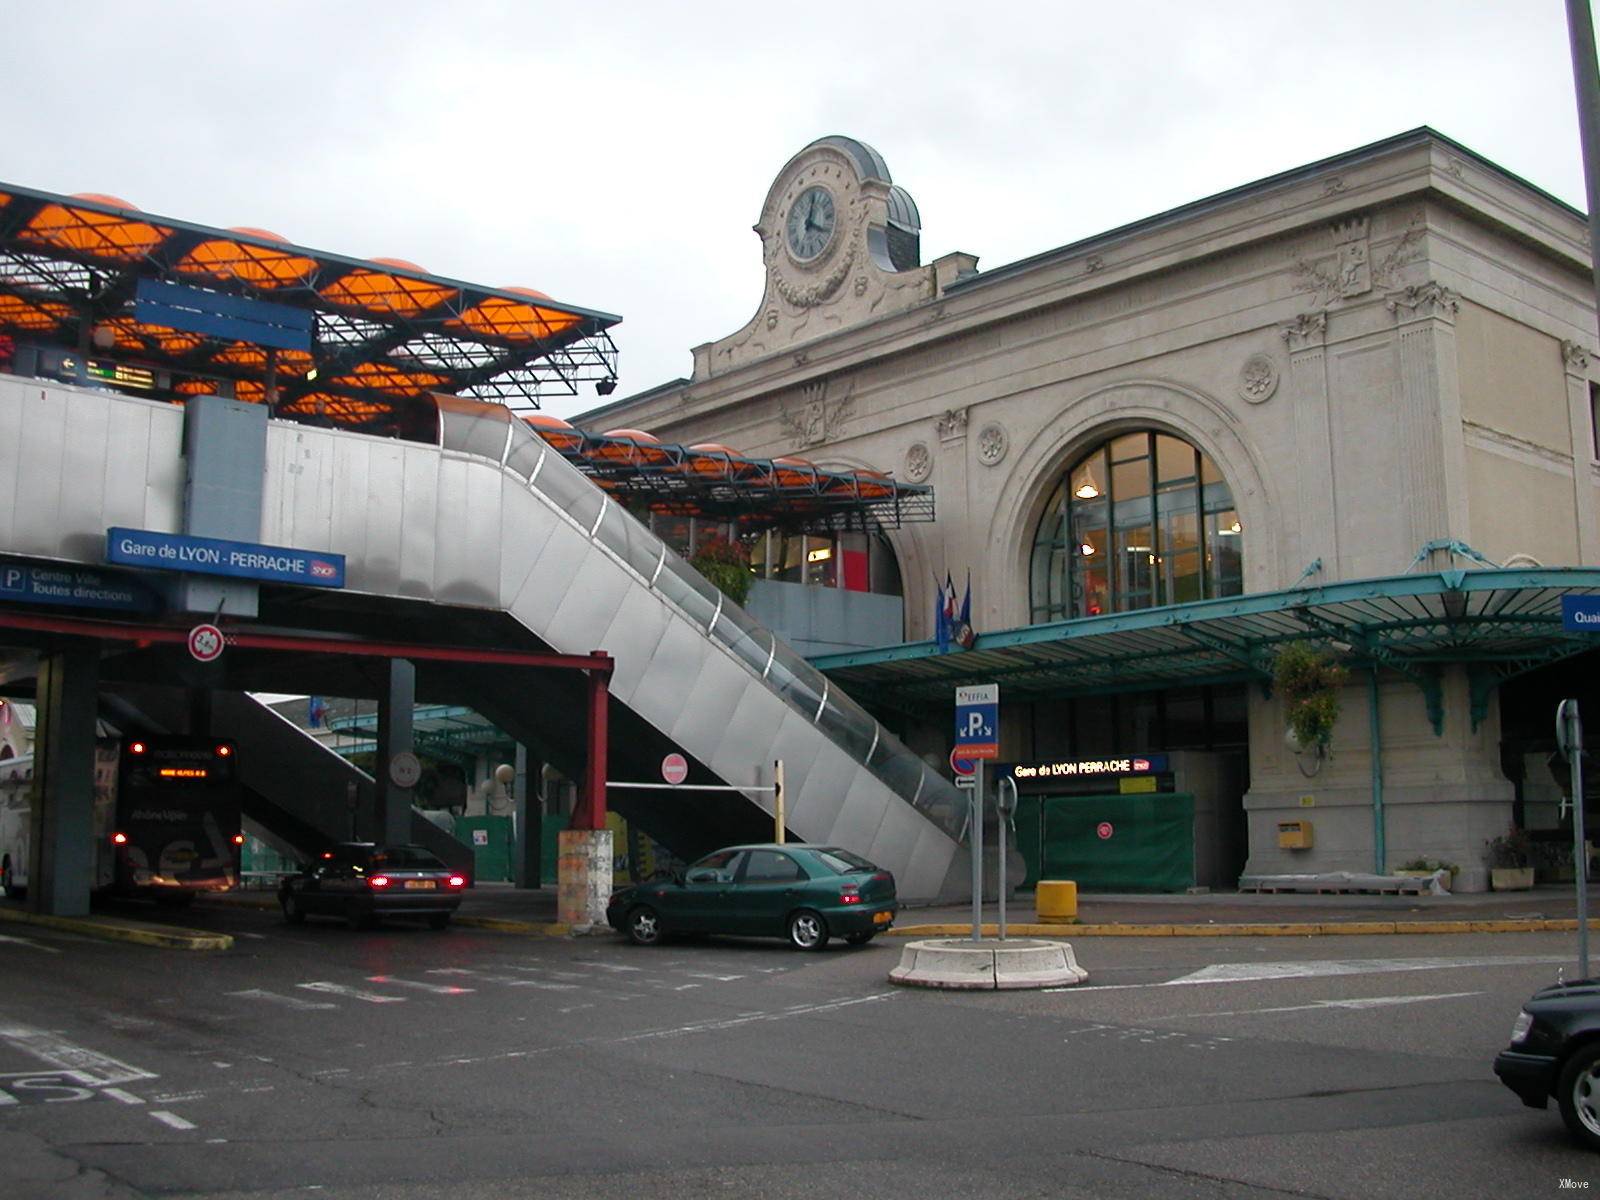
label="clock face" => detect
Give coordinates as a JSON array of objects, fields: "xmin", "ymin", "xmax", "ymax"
[{"xmin": 785, "ymin": 185, "xmax": 836, "ymax": 262}]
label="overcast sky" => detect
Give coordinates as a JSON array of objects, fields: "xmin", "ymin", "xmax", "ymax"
[{"xmin": 5, "ymin": 1, "xmax": 1593, "ymax": 419}]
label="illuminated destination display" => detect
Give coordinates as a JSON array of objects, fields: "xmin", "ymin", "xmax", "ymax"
[
  {"xmin": 157, "ymin": 767, "xmax": 210, "ymax": 779},
  {"xmin": 1011, "ymin": 754, "xmax": 1168, "ymax": 779}
]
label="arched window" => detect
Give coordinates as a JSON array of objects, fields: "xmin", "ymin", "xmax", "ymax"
[{"xmin": 1030, "ymin": 431, "xmax": 1242, "ymax": 623}]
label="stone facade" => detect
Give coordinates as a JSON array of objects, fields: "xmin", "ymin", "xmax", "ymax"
[{"xmin": 582, "ymin": 131, "xmax": 1600, "ymax": 890}]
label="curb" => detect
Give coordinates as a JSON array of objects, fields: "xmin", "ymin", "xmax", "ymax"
[
  {"xmin": 0, "ymin": 904, "xmax": 231, "ymax": 951},
  {"xmin": 454, "ymin": 915, "xmax": 572, "ymax": 936},
  {"xmin": 889, "ymin": 918, "xmax": 1600, "ymax": 938}
]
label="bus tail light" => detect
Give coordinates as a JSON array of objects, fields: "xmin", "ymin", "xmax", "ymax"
[
  {"xmin": 447, "ymin": 875, "xmax": 466, "ymax": 889},
  {"xmin": 129, "ymin": 741, "xmax": 147, "ymax": 756},
  {"xmin": 111, "ymin": 832, "xmax": 128, "ymax": 845},
  {"xmin": 231, "ymin": 834, "xmax": 245, "ymax": 846},
  {"xmin": 367, "ymin": 875, "xmax": 391, "ymax": 889}
]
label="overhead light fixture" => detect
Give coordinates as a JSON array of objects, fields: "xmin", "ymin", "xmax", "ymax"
[
  {"xmin": 1079, "ymin": 543, "xmax": 1095, "ymax": 556},
  {"xmin": 1229, "ymin": 520, "xmax": 1242, "ymax": 534},
  {"xmin": 594, "ymin": 379, "xmax": 618, "ymax": 396},
  {"xmin": 807, "ymin": 547, "xmax": 833, "ymax": 563},
  {"xmin": 1074, "ymin": 480, "xmax": 1100, "ymax": 499}
]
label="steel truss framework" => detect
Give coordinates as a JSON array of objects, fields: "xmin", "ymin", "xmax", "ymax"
[
  {"xmin": 811, "ymin": 568, "xmax": 1600, "ymax": 730},
  {"xmin": 0, "ymin": 184, "xmax": 620, "ymax": 434},
  {"xmin": 536, "ymin": 429, "xmax": 936, "ymax": 535}
]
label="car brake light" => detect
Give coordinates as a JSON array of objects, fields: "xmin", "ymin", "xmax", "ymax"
[
  {"xmin": 111, "ymin": 832, "xmax": 128, "ymax": 845},
  {"xmin": 368, "ymin": 875, "xmax": 391, "ymax": 889},
  {"xmin": 840, "ymin": 883, "xmax": 861, "ymax": 904},
  {"xmin": 447, "ymin": 875, "xmax": 466, "ymax": 888}
]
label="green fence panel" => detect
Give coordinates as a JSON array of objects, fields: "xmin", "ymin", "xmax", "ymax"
[
  {"xmin": 1013, "ymin": 793, "xmax": 1044, "ymax": 890},
  {"xmin": 453, "ymin": 815, "xmax": 514, "ymax": 883},
  {"xmin": 1039, "ymin": 793, "xmax": 1194, "ymax": 893},
  {"xmin": 541, "ymin": 813, "xmax": 569, "ymax": 885}
]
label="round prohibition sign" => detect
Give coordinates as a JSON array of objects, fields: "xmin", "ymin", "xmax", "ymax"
[
  {"xmin": 1096, "ymin": 821, "xmax": 1114, "ymax": 840},
  {"xmin": 187, "ymin": 623, "xmax": 226, "ymax": 663}
]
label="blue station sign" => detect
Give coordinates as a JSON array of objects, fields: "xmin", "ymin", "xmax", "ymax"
[
  {"xmin": 954, "ymin": 683, "xmax": 1000, "ymax": 760},
  {"xmin": 0, "ymin": 557, "xmax": 160, "ymax": 613},
  {"xmin": 106, "ymin": 528, "xmax": 345, "ymax": 589},
  {"xmin": 1562, "ymin": 595, "xmax": 1600, "ymax": 632}
]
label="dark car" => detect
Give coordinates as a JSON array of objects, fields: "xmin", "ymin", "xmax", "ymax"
[
  {"xmin": 606, "ymin": 843, "xmax": 896, "ymax": 951},
  {"xmin": 1495, "ymin": 976, "xmax": 1600, "ymax": 1148},
  {"xmin": 279, "ymin": 843, "xmax": 466, "ymax": 930}
]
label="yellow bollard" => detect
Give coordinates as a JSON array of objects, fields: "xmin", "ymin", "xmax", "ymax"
[{"xmin": 1036, "ymin": 880, "xmax": 1079, "ymax": 923}]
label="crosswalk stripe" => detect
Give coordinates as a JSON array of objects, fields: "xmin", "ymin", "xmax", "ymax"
[
  {"xmin": 150, "ymin": 1110, "xmax": 196, "ymax": 1130},
  {"xmin": 226, "ymin": 988, "xmax": 336, "ymax": 1010},
  {"xmin": 366, "ymin": 975, "xmax": 474, "ymax": 995},
  {"xmin": 296, "ymin": 982, "xmax": 405, "ymax": 1004}
]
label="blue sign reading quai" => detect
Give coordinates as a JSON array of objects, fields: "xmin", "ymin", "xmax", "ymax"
[
  {"xmin": 106, "ymin": 528, "xmax": 345, "ymax": 589},
  {"xmin": 1562, "ymin": 595, "xmax": 1600, "ymax": 632},
  {"xmin": 0, "ymin": 557, "xmax": 160, "ymax": 613}
]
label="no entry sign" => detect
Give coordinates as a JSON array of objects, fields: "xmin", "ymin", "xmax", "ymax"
[
  {"xmin": 661, "ymin": 753, "xmax": 688, "ymax": 785},
  {"xmin": 1096, "ymin": 821, "xmax": 1114, "ymax": 840}
]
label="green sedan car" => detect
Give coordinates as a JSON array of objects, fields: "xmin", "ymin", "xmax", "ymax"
[{"xmin": 606, "ymin": 843, "xmax": 897, "ymax": 950}]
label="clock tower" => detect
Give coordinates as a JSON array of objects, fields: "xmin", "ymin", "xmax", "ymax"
[{"xmin": 694, "ymin": 136, "xmax": 959, "ymax": 380}]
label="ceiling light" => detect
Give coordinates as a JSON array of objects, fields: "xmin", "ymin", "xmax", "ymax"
[
  {"xmin": 1074, "ymin": 482, "xmax": 1100, "ymax": 499},
  {"xmin": 1080, "ymin": 543, "xmax": 1095, "ymax": 556},
  {"xmin": 1230, "ymin": 521, "xmax": 1242, "ymax": 534}
]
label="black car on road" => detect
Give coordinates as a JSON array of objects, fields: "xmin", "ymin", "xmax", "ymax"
[
  {"xmin": 279, "ymin": 843, "xmax": 466, "ymax": 930},
  {"xmin": 1495, "ymin": 975, "xmax": 1600, "ymax": 1149}
]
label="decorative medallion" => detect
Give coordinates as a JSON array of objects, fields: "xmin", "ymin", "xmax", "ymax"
[
  {"xmin": 976, "ymin": 422, "xmax": 1009, "ymax": 466},
  {"xmin": 777, "ymin": 379, "xmax": 855, "ymax": 449},
  {"xmin": 905, "ymin": 442, "xmax": 932, "ymax": 483},
  {"xmin": 1238, "ymin": 353, "xmax": 1280, "ymax": 404}
]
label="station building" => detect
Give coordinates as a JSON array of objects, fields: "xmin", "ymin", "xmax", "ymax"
[{"xmin": 575, "ymin": 129, "xmax": 1600, "ymax": 893}]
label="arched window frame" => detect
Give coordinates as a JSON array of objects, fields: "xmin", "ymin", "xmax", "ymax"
[{"xmin": 1029, "ymin": 430, "xmax": 1243, "ymax": 623}]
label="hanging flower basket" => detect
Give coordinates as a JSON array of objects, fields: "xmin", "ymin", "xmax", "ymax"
[{"xmin": 1273, "ymin": 641, "xmax": 1348, "ymax": 753}]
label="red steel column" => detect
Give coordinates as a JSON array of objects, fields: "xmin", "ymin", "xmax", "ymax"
[{"xmin": 580, "ymin": 654, "xmax": 611, "ymax": 830}]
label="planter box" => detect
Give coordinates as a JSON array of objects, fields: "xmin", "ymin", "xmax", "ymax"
[{"xmin": 1490, "ymin": 866, "xmax": 1535, "ymax": 891}]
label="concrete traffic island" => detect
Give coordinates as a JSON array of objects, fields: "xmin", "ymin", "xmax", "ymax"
[{"xmin": 889, "ymin": 937, "xmax": 1089, "ymax": 990}]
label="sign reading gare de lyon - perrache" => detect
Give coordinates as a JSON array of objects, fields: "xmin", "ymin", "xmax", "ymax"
[{"xmin": 106, "ymin": 528, "xmax": 345, "ymax": 589}]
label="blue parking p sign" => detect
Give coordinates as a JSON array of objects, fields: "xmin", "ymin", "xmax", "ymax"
[{"xmin": 955, "ymin": 684, "xmax": 999, "ymax": 760}]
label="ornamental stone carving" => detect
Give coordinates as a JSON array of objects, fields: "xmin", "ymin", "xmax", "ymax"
[
  {"xmin": 777, "ymin": 379, "xmax": 854, "ymax": 448},
  {"xmin": 1238, "ymin": 353, "xmax": 1280, "ymax": 404},
  {"xmin": 1386, "ymin": 281, "xmax": 1459, "ymax": 322},
  {"xmin": 976, "ymin": 422, "xmax": 1009, "ymax": 466},
  {"xmin": 1280, "ymin": 311, "xmax": 1328, "ymax": 351},
  {"xmin": 905, "ymin": 441, "xmax": 933, "ymax": 482},
  {"xmin": 1564, "ymin": 340, "xmax": 1592, "ymax": 375},
  {"xmin": 937, "ymin": 407, "xmax": 969, "ymax": 442}
]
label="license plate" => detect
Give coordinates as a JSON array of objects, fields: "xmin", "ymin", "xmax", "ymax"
[
  {"xmin": 873, "ymin": 910, "xmax": 892, "ymax": 924},
  {"xmin": 404, "ymin": 880, "xmax": 436, "ymax": 890}
]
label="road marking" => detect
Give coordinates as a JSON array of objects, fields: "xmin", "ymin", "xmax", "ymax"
[
  {"xmin": 1167, "ymin": 990, "xmax": 1484, "ymax": 1019},
  {"xmin": 296, "ymin": 982, "xmax": 405, "ymax": 1004},
  {"xmin": 366, "ymin": 975, "xmax": 475, "ymax": 995},
  {"xmin": 227, "ymin": 989, "xmax": 336, "ymax": 1011},
  {"xmin": 1046, "ymin": 954, "xmax": 1569, "ymax": 992},
  {"xmin": 0, "ymin": 1021, "xmax": 155, "ymax": 1085},
  {"xmin": 149, "ymin": 1110, "xmax": 196, "ymax": 1130},
  {"xmin": 0, "ymin": 934, "xmax": 61, "ymax": 954},
  {"xmin": 570, "ymin": 961, "xmax": 642, "ymax": 973},
  {"xmin": 102, "ymin": 1088, "xmax": 145, "ymax": 1105},
  {"xmin": 682, "ymin": 972, "xmax": 745, "ymax": 982}
]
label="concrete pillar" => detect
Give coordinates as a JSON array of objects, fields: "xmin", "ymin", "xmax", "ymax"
[
  {"xmin": 178, "ymin": 394, "xmax": 266, "ymax": 618},
  {"xmin": 1387, "ymin": 283, "xmax": 1467, "ymax": 564},
  {"xmin": 27, "ymin": 648, "xmax": 99, "ymax": 916},
  {"xmin": 1562, "ymin": 341, "xmax": 1600, "ymax": 564},
  {"xmin": 372, "ymin": 658, "xmax": 415, "ymax": 846},
  {"xmin": 1282, "ymin": 311, "xmax": 1338, "ymax": 580},
  {"xmin": 557, "ymin": 829, "xmax": 613, "ymax": 929}
]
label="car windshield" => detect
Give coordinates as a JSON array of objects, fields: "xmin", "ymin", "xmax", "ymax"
[
  {"xmin": 813, "ymin": 848, "xmax": 876, "ymax": 874},
  {"xmin": 369, "ymin": 846, "xmax": 445, "ymax": 869}
]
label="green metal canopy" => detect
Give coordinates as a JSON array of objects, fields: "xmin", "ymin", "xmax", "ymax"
[{"xmin": 812, "ymin": 568, "xmax": 1600, "ymax": 730}]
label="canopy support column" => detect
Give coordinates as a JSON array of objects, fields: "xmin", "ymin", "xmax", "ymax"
[{"xmin": 1369, "ymin": 666, "xmax": 1386, "ymax": 875}]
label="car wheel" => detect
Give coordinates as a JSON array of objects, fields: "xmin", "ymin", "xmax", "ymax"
[
  {"xmin": 627, "ymin": 905, "xmax": 662, "ymax": 946},
  {"xmin": 281, "ymin": 893, "xmax": 305, "ymax": 925},
  {"xmin": 1559, "ymin": 1043, "xmax": 1600, "ymax": 1150},
  {"xmin": 845, "ymin": 932, "xmax": 876, "ymax": 946},
  {"xmin": 427, "ymin": 914, "xmax": 451, "ymax": 930},
  {"xmin": 1, "ymin": 856, "xmax": 21, "ymax": 900},
  {"xmin": 787, "ymin": 909, "xmax": 829, "ymax": 951}
]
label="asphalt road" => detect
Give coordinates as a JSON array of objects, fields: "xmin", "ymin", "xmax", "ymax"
[{"xmin": 2, "ymin": 903, "xmax": 1598, "ymax": 1199}]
